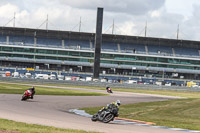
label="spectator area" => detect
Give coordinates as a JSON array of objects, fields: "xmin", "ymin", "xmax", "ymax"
[{"xmin": 0, "ymin": 35, "xmax": 199, "ymax": 57}]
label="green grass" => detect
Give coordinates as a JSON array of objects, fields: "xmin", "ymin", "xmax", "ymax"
[
  {"xmin": 49, "ymin": 85, "xmax": 200, "ymax": 98},
  {"xmin": 0, "ymin": 83, "xmax": 107, "ymax": 96},
  {"xmin": 65, "ymin": 82, "xmax": 200, "ymax": 130},
  {"xmin": 82, "ymin": 98, "xmax": 200, "ymax": 130},
  {"xmin": 15, "ymin": 82, "xmax": 200, "ymax": 98},
  {"xmin": 0, "ymin": 118, "xmax": 99, "ymax": 133},
  {"xmin": 3, "ymin": 81, "xmax": 200, "ymax": 98},
  {"xmin": 2, "ymin": 81, "xmax": 200, "ymax": 131},
  {"xmin": 0, "ymin": 82, "xmax": 104, "ymax": 133},
  {"xmin": 111, "ymin": 88, "xmax": 200, "ymax": 98}
]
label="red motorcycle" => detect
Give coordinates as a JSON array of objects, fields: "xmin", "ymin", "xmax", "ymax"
[
  {"xmin": 106, "ymin": 87, "xmax": 113, "ymax": 93},
  {"xmin": 21, "ymin": 90, "xmax": 32, "ymax": 101}
]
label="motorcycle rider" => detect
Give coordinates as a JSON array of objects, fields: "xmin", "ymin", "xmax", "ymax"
[
  {"xmin": 106, "ymin": 86, "xmax": 112, "ymax": 93},
  {"xmin": 106, "ymin": 86, "xmax": 110, "ymax": 91},
  {"xmin": 27, "ymin": 86, "xmax": 35, "ymax": 99},
  {"xmin": 99, "ymin": 100, "xmax": 120, "ymax": 117}
]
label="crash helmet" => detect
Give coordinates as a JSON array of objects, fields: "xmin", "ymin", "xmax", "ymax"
[
  {"xmin": 106, "ymin": 85, "xmax": 109, "ymax": 88},
  {"xmin": 31, "ymin": 86, "xmax": 35, "ymax": 91},
  {"xmin": 116, "ymin": 100, "xmax": 121, "ymax": 106}
]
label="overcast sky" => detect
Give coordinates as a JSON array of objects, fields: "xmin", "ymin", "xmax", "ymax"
[{"xmin": 0, "ymin": 0, "xmax": 200, "ymax": 41}]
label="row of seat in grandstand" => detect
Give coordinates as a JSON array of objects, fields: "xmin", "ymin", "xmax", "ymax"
[{"xmin": 0, "ymin": 35, "xmax": 199, "ymax": 57}]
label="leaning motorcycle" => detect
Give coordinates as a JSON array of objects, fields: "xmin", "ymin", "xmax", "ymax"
[
  {"xmin": 107, "ymin": 87, "xmax": 113, "ymax": 93},
  {"xmin": 91, "ymin": 106, "xmax": 119, "ymax": 123},
  {"xmin": 21, "ymin": 90, "xmax": 32, "ymax": 101}
]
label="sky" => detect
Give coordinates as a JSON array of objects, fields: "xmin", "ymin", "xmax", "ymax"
[{"xmin": 0, "ymin": 0, "xmax": 200, "ymax": 41}]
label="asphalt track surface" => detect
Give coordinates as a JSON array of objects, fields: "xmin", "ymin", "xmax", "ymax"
[{"xmin": 0, "ymin": 83, "xmax": 189, "ymax": 133}]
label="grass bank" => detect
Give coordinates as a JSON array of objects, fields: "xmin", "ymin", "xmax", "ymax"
[
  {"xmin": 0, "ymin": 83, "xmax": 106, "ymax": 96},
  {"xmin": 31, "ymin": 84, "xmax": 200, "ymax": 98},
  {"xmin": 0, "ymin": 118, "xmax": 99, "ymax": 133},
  {"xmin": 70, "ymin": 85, "xmax": 200, "ymax": 98},
  {"xmin": 82, "ymin": 98, "xmax": 200, "ymax": 131},
  {"xmin": 2, "ymin": 81, "xmax": 200, "ymax": 98}
]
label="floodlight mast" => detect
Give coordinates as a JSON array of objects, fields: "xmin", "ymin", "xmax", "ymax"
[
  {"xmin": 37, "ymin": 14, "xmax": 48, "ymax": 30},
  {"xmin": 177, "ymin": 24, "xmax": 179, "ymax": 40},
  {"xmin": 3, "ymin": 12, "xmax": 16, "ymax": 27},
  {"xmin": 13, "ymin": 12, "xmax": 16, "ymax": 27},
  {"xmin": 79, "ymin": 17, "xmax": 81, "ymax": 32},
  {"xmin": 46, "ymin": 14, "xmax": 48, "ymax": 30},
  {"xmin": 145, "ymin": 21, "xmax": 147, "ymax": 37},
  {"xmin": 112, "ymin": 19, "xmax": 114, "ymax": 34}
]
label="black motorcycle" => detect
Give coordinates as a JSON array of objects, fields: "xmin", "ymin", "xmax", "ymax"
[{"xmin": 91, "ymin": 106, "xmax": 119, "ymax": 123}]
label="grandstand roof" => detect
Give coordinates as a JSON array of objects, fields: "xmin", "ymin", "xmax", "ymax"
[{"xmin": 0, "ymin": 26, "xmax": 200, "ymax": 49}]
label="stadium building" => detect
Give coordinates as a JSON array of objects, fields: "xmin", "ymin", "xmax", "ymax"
[{"xmin": 0, "ymin": 26, "xmax": 200, "ymax": 79}]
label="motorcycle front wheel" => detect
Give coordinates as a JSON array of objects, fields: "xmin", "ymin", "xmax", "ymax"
[
  {"xmin": 91, "ymin": 114, "xmax": 98, "ymax": 121},
  {"xmin": 21, "ymin": 95, "xmax": 27, "ymax": 101}
]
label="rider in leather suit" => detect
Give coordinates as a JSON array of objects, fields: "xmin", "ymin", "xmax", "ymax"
[
  {"xmin": 28, "ymin": 86, "xmax": 35, "ymax": 99},
  {"xmin": 99, "ymin": 100, "xmax": 121, "ymax": 116}
]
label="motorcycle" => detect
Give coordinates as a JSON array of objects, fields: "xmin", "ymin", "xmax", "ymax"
[
  {"xmin": 21, "ymin": 90, "xmax": 32, "ymax": 101},
  {"xmin": 106, "ymin": 87, "xmax": 113, "ymax": 93},
  {"xmin": 91, "ymin": 106, "xmax": 119, "ymax": 123}
]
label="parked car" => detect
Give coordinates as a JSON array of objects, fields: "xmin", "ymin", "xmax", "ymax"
[
  {"xmin": 65, "ymin": 76, "xmax": 72, "ymax": 81},
  {"xmin": 25, "ymin": 73, "xmax": 32, "ymax": 78},
  {"xmin": 126, "ymin": 80, "xmax": 137, "ymax": 84},
  {"xmin": 165, "ymin": 82, "xmax": 171, "ymax": 86},
  {"xmin": 13, "ymin": 72, "xmax": 20, "ymax": 78},
  {"xmin": 49, "ymin": 74, "xmax": 56, "ymax": 80},
  {"xmin": 57, "ymin": 75, "xmax": 64, "ymax": 80},
  {"xmin": 86, "ymin": 77, "xmax": 92, "ymax": 81}
]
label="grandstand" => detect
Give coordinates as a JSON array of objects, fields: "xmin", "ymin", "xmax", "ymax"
[{"xmin": 0, "ymin": 26, "xmax": 200, "ymax": 79}]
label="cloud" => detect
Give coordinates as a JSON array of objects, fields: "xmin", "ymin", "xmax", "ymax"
[
  {"xmin": 0, "ymin": 3, "xmax": 19, "ymax": 18},
  {"xmin": 116, "ymin": 21, "xmax": 136, "ymax": 35},
  {"xmin": 0, "ymin": 3, "xmax": 20, "ymax": 27},
  {"xmin": 0, "ymin": 0, "xmax": 200, "ymax": 41},
  {"xmin": 59, "ymin": 0, "xmax": 165, "ymax": 15},
  {"xmin": 178, "ymin": 4, "xmax": 200, "ymax": 40},
  {"xmin": 151, "ymin": 10, "xmax": 161, "ymax": 18}
]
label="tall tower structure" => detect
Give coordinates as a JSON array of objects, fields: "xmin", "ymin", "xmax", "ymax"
[{"xmin": 93, "ymin": 7, "xmax": 104, "ymax": 79}]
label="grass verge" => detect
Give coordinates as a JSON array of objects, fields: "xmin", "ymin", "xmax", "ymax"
[
  {"xmin": 30, "ymin": 84, "xmax": 200, "ymax": 98},
  {"xmin": 0, "ymin": 118, "xmax": 99, "ymax": 133},
  {"xmin": 2, "ymin": 81, "xmax": 200, "ymax": 131},
  {"xmin": 2, "ymin": 81, "xmax": 200, "ymax": 98},
  {"xmin": 82, "ymin": 98, "xmax": 200, "ymax": 131},
  {"xmin": 0, "ymin": 83, "xmax": 106, "ymax": 96}
]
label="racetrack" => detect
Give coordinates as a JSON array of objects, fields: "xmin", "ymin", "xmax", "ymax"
[{"xmin": 0, "ymin": 84, "xmax": 189, "ymax": 133}]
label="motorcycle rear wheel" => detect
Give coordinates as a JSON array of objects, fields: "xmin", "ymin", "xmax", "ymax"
[{"xmin": 102, "ymin": 113, "xmax": 114, "ymax": 123}]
